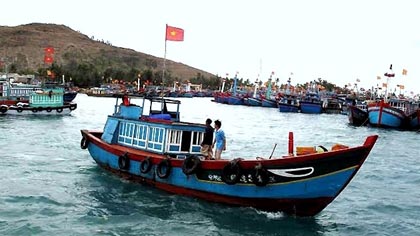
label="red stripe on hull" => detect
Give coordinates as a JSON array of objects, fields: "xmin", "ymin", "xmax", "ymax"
[{"xmin": 99, "ymin": 164, "xmax": 333, "ymax": 216}]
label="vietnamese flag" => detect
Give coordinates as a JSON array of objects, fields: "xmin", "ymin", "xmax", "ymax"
[
  {"xmin": 166, "ymin": 25, "xmax": 184, "ymax": 41},
  {"xmin": 44, "ymin": 46, "xmax": 55, "ymax": 54},
  {"xmin": 44, "ymin": 55, "xmax": 54, "ymax": 64}
]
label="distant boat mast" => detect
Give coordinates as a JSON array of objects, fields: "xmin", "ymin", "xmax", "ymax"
[{"xmin": 383, "ymin": 64, "xmax": 395, "ymax": 102}]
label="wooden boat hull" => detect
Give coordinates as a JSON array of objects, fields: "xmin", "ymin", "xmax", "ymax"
[
  {"xmin": 0, "ymin": 103, "xmax": 77, "ymax": 115},
  {"xmin": 261, "ymin": 99, "xmax": 277, "ymax": 108},
  {"xmin": 244, "ymin": 98, "xmax": 262, "ymax": 106},
  {"xmin": 64, "ymin": 91, "xmax": 78, "ymax": 102},
  {"xmin": 408, "ymin": 109, "xmax": 420, "ymax": 130},
  {"xmin": 300, "ymin": 101, "xmax": 322, "ymax": 114},
  {"xmin": 368, "ymin": 104, "xmax": 406, "ymax": 128},
  {"xmin": 278, "ymin": 103, "xmax": 299, "ymax": 113},
  {"xmin": 348, "ymin": 105, "xmax": 368, "ymax": 126},
  {"xmin": 227, "ymin": 96, "xmax": 244, "ymax": 105},
  {"xmin": 81, "ymin": 130, "xmax": 377, "ymax": 216}
]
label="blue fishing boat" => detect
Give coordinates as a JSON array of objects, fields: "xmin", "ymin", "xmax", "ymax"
[
  {"xmin": 407, "ymin": 109, "xmax": 420, "ymax": 130},
  {"xmin": 367, "ymin": 99, "xmax": 408, "ymax": 128},
  {"xmin": 0, "ymin": 85, "xmax": 77, "ymax": 115},
  {"xmin": 0, "ymin": 77, "xmax": 42, "ymax": 106},
  {"xmin": 278, "ymin": 94, "xmax": 300, "ymax": 112},
  {"xmin": 261, "ymin": 98, "xmax": 278, "ymax": 108},
  {"xmin": 227, "ymin": 95, "xmax": 245, "ymax": 105},
  {"xmin": 226, "ymin": 74, "xmax": 245, "ymax": 105},
  {"xmin": 260, "ymin": 78, "xmax": 278, "ymax": 108},
  {"xmin": 278, "ymin": 78, "xmax": 300, "ymax": 112},
  {"xmin": 244, "ymin": 97, "xmax": 262, "ymax": 106},
  {"xmin": 300, "ymin": 92, "xmax": 322, "ymax": 114},
  {"xmin": 80, "ymin": 95, "xmax": 378, "ymax": 216},
  {"xmin": 367, "ymin": 65, "xmax": 419, "ymax": 129}
]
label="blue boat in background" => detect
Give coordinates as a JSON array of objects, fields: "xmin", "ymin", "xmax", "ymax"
[
  {"xmin": 300, "ymin": 92, "xmax": 322, "ymax": 114},
  {"xmin": 80, "ymin": 94, "xmax": 378, "ymax": 216},
  {"xmin": 278, "ymin": 77, "xmax": 300, "ymax": 113},
  {"xmin": 367, "ymin": 65, "xmax": 419, "ymax": 129},
  {"xmin": 227, "ymin": 96, "xmax": 244, "ymax": 105},
  {"xmin": 278, "ymin": 94, "xmax": 300, "ymax": 112},
  {"xmin": 244, "ymin": 97, "xmax": 262, "ymax": 106}
]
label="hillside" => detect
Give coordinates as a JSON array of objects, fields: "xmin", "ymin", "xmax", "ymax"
[{"xmin": 0, "ymin": 23, "xmax": 215, "ymax": 84}]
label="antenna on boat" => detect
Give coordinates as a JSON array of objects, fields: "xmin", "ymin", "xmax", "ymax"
[{"xmin": 269, "ymin": 143, "xmax": 277, "ymax": 159}]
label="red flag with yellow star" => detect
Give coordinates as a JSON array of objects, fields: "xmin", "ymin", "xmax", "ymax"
[{"xmin": 166, "ymin": 25, "xmax": 184, "ymax": 41}]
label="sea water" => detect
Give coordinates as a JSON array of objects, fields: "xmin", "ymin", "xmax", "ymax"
[{"xmin": 0, "ymin": 94, "xmax": 419, "ymax": 236}]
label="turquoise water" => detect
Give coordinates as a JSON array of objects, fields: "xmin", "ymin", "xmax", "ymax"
[{"xmin": 1, "ymin": 94, "xmax": 419, "ymax": 236}]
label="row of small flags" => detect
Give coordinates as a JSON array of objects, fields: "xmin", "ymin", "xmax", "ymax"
[{"xmin": 377, "ymin": 69, "xmax": 408, "ymax": 80}]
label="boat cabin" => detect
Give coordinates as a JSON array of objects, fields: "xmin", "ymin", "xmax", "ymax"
[
  {"xmin": 102, "ymin": 96, "xmax": 206, "ymax": 159},
  {"xmin": 29, "ymin": 88, "xmax": 65, "ymax": 107}
]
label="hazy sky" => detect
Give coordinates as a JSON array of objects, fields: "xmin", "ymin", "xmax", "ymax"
[{"xmin": 2, "ymin": 0, "xmax": 420, "ymax": 93}]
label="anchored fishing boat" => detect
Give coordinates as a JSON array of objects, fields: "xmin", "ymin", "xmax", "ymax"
[
  {"xmin": 368, "ymin": 65, "xmax": 419, "ymax": 129},
  {"xmin": 80, "ymin": 95, "xmax": 378, "ymax": 216},
  {"xmin": 347, "ymin": 102, "xmax": 369, "ymax": 126},
  {"xmin": 0, "ymin": 85, "xmax": 77, "ymax": 115},
  {"xmin": 0, "ymin": 78, "xmax": 42, "ymax": 106}
]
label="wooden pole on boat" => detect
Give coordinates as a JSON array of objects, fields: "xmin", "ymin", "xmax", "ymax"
[
  {"xmin": 288, "ymin": 131, "xmax": 294, "ymax": 155},
  {"xmin": 269, "ymin": 143, "xmax": 277, "ymax": 159}
]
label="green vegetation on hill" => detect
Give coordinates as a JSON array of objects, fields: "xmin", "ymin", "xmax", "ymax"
[{"xmin": 0, "ymin": 23, "xmax": 219, "ymax": 88}]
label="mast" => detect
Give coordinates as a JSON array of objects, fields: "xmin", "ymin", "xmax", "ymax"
[
  {"xmin": 383, "ymin": 64, "xmax": 395, "ymax": 103},
  {"xmin": 253, "ymin": 74, "xmax": 259, "ymax": 98},
  {"xmin": 232, "ymin": 72, "xmax": 238, "ymax": 96}
]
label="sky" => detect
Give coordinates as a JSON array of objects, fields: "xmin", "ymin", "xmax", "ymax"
[{"xmin": 2, "ymin": 0, "xmax": 420, "ymax": 94}]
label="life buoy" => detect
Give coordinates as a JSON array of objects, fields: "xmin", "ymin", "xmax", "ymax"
[
  {"xmin": 251, "ymin": 163, "xmax": 269, "ymax": 187},
  {"xmin": 0, "ymin": 106, "xmax": 7, "ymax": 113},
  {"xmin": 221, "ymin": 159, "xmax": 243, "ymax": 185},
  {"xmin": 56, "ymin": 108, "xmax": 63, "ymax": 113},
  {"xmin": 17, "ymin": 107, "xmax": 23, "ymax": 113},
  {"xmin": 140, "ymin": 157, "xmax": 152, "ymax": 173},
  {"xmin": 69, "ymin": 104, "xmax": 77, "ymax": 110},
  {"xmin": 46, "ymin": 107, "xmax": 52, "ymax": 112},
  {"xmin": 80, "ymin": 136, "xmax": 89, "ymax": 149},
  {"xmin": 156, "ymin": 158, "xmax": 171, "ymax": 178},
  {"xmin": 118, "ymin": 153, "xmax": 130, "ymax": 170},
  {"xmin": 182, "ymin": 155, "xmax": 201, "ymax": 175},
  {"xmin": 32, "ymin": 108, "xmax": 38, "ymax": 113}
]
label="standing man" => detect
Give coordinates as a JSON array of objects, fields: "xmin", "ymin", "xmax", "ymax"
[
  {"xmin": 213, "ymin": 120, "xmax": 226, "ymax": 160},
  {"xmin": 201, "ymin": 118, "xmax": 214, "ymax": 160}
]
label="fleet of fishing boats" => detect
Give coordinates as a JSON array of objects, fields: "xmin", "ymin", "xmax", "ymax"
[
  {"xmin": 213, "ymin": 67, "xmax": 420, "ymax": 131},
  {"xmin": 3, "ymin": 63, "xmax": 418, "ymax": 217}
]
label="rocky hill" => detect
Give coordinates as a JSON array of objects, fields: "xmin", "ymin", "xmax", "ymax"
[{"xmin": 0, "ymin": 23, "xmax": 214, "ymax": 82}]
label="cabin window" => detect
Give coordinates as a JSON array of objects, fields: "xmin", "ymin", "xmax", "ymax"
[
  {"xmin": 170, "ymin": 130, "xmax": 182, "ymax": 144},
  {"xmin": 147, "ymin": 126, "xmax": 165, "ymax": 152},
  {"xmin": 181, "ymin": 131, "xmax": 192, "ymax": 152},
  {"xmin": 165, "ymin": 130, "xmax": 204, "ymax": 153},
  {"xmin": 166, "ymin": 129, "xmax": 182, "ymax": 152},
  {"xmin": 192, "ymin": 131, "xmax": 203, "ymax": 145},
  {"xmin": 118, "ymin": 122, "xmax": 136, "ymax": 145},
  {"xmin": 133, "ymin": 124, "xmax": 148, "ymax": 148}
]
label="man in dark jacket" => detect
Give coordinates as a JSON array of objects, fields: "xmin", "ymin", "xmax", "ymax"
[{"xmin": 200, "ymin": 118, "xmax": 214, "ymax": 160}]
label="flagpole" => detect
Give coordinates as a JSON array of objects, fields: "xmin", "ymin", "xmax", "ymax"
[{"xmin": 162, "ymin": 24, "xmax": 168, "ymax": 97}]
